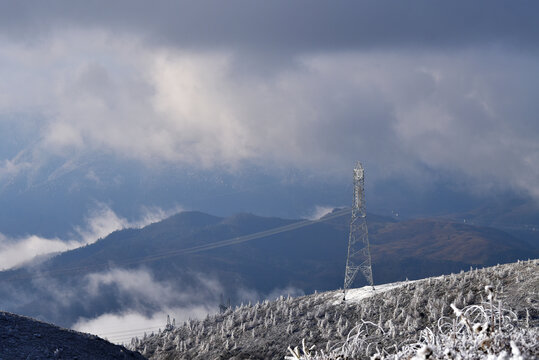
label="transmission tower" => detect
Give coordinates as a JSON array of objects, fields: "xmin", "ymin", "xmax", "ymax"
[{"xmin": 343, "ymin": 161, "xmax": 373, "ymax": 300}]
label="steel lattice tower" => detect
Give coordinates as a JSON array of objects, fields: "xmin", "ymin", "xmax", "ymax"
[{"xmin": 343, "ymin": 161, "xmax": 373, "ymax": 300}]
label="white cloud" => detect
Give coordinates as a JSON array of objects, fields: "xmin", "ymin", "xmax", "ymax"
[
  {"xmin": 0, "ymin": 233, "xmax": 80, "ymax": 270},
  {"xmin": 73, "ymin": 203, "xmax": 129, "ymax": 244},
  {"xmin": 73, "ymin": 306, "xmax": 213, "ymax": 345},
  {"xmin": 83, "ymin": 268, "xmax": 223, "ymax": 309},
  {"xmin": 74, "ymin": 269, "xmax": 302, "ymax": 344},
  {"xmin": 73, "ymin": 268, "xmax": 221, "ymax": 344},
  {"xmin": 0, "ymin": 203, "xmax": 181, "ymax": 270},
  {"xmin": 130, "ymin": 205, "xmax": 183, "ymax": 229},
  {"xmin": 86, "ymin": 268, "xmax": 181, "ymax": 307},
  {"xmin": 306, "ymin": 205, "xmax": 339, "ymax": 220},
  {"xmin": 73, "ymin": 311, "xmax": 164, "ymax": 344}
]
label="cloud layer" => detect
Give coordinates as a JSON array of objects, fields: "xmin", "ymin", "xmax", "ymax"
[
  {"xmin": 0, "ymin": 1, "xmax": 537, "ymax": 238},
  {"xmin": 74, "ymin": 268, "xmax": 221, "ymax": 344},
  {"xmin": 1, "ymin": 1, "xmax": 537, "ymax": 52},
  {"xmin": 73, "ymin": 269, "xmax": 304, "ymax": 344},
  {"xmin": 1, "ymin": 30, "xmax": 538, "ymax": 198},
  {"xmin": 0, "ymin": 203, "xmax": 180, "ymax": 270}
]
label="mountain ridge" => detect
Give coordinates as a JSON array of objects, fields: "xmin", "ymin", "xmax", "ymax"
[{"xmin": 0, "ymin": 210, "xmax": 536, "ymax": 329}]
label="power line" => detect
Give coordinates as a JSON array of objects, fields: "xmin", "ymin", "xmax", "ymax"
[
  {"xmin": 97, "ymin": 326, "xmax": 162, "ymax": 337},
  {"xmin": 0, "ymin": 208, "xmax": 352, "ymax": 283},
  {"xmin": 4, "ymin": 208, "xmax": 353, "ymax": 344}
]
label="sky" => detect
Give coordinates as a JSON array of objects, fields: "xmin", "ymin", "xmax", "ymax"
[{"xmin": 0, "ymin": 1, "xmax": 538, "ymax": 246}]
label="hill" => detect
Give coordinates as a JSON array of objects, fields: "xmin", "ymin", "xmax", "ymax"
[
  {"xmin": 441, "ymin": 198, "xmax": 539, "ymax": 249},
  {"xmin": 132, "ymin": 259, "xmax": 539, "ymax": 359},
  {"xmin": 0, "ymin": 210, "xmax": 535, "ymax": 329},
  {"xmin": 0, "ymin": 311, "xmax": 145, "ymax": 360}
]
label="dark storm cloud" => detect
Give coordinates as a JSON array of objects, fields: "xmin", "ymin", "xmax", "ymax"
[
  {"xmin": 1, "ymin": 0, "xmax": 538, "ymax": 215},
  {"xmin": 0, "ymin": 0, "xmax": 537, "ymax": 52}
]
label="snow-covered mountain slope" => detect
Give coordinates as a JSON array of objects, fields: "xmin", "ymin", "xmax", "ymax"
[
  {"xmin": 132, "ymin": 259, "xmax": 538, "ymax": 359},
  {"xmin": 0, "ymin": 312, "xmax": 146, "ymax": 360}
]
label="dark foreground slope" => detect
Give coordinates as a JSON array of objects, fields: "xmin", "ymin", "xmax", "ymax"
[
  {"xmin": 0, "ymin": 312, "xmax": 146, "ymax": 360},
  {"xmin": 133, "ymin": 259, "xmax": 539, "ymax": 360}
]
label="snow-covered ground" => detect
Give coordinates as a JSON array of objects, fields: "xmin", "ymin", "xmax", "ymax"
[
  {"xmin": 334, "ymin": 280, "xmax": 416, "ymax": 305},
  {"xmin": 134, "ymin": 260, "xmax": 538, "ymax": 360}
]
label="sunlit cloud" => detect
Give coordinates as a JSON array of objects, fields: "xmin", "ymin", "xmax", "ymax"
[
  {"xmin": 0, "ymin": 6, "xmax": 536, "ymax": 213},
  {"xmin": 0, "ymin": 203, "xmax": 181, "ymax": 270},
  {"xmin": 306, "ymin": 206, "xmax": 339, "ymax": 221},
  {"xmin": 0, "ymin": 234, "xmax": 80, "ymax": 270},
  {"xmin": 1, "ymin": 30, "xmax": 537, "ymax": 199}
]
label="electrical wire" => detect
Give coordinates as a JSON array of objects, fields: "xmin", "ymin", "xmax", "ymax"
[
  {"xmin": 0, "ymin": 208, "xmax": 351, "ymax": 283},
  {"xmin": 2, "ymin": 208, "xmax": 352, "ymax": 343}
]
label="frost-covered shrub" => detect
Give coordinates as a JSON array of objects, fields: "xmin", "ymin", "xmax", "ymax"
[
  {"xmin": 287, "ymin": 285, "xmax": 538, "ymax": 360},
  {"xmin": 131, "ymin": 260, "xmax": 537, "ymax": 360}
]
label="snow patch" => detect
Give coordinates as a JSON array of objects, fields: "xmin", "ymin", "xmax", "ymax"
[{"xmin": 334, "ymin": 280, "xmax": 415, "ymax": 305}]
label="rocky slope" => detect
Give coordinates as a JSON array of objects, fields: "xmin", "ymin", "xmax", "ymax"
[{"xmin": 0, "ymin": 312, "xmax": 146, "ymax": 360}]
